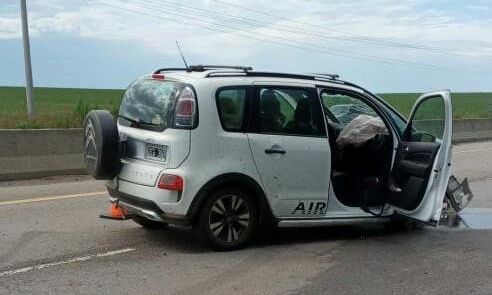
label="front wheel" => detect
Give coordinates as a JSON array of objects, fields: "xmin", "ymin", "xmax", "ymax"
[{"xmin": 194, "ymin": 188, "xmax": 258, "ymax": 251}]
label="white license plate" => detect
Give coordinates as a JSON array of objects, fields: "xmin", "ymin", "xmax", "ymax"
[{"xmin": 145, "ymin": 143, "xmax": 168, "ymax": 162}]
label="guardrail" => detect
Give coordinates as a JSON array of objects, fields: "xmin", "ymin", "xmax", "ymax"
[
  {"xmin": 0, "ymin": 129, "xmax": 85, "ymax": 181},
  {"xmin": 1, "ymin": 119, "xmax": 491, "ymax": 181}
]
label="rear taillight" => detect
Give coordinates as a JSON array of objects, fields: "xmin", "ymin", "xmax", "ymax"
[
  {"xmin": 157, "ymin": 174, "xmax": 184, "ymax": 191},
  {"xmin": 151, "ymin": 73, "xmax": 165, "ymax": 80},
  {"xmin": 174, "ymin": 86, "xmax": 196, "ymax": 128}
]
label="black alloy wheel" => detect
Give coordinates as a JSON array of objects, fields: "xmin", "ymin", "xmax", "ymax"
[{"xmin": 195, "ymin": 188, "xmax": 258, "ymax": 250}]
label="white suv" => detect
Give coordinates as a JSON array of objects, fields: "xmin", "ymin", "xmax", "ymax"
[{"xmin": 83, "ymin": 65, "xmax": 453, "ymax": 250}]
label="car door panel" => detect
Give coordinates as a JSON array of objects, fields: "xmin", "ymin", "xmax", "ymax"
[
  {"xmin": 395, "ymin": 142, "xmax": 439, "ymax": 179},
  {"xmin": 248, "ymin": 134, "xmax": 331, "ymax": 217},
  {"xmin": 247, "ymin": 85, "xmax": 331, "ymax": 218},
  {"xmin": 388, "ymin": 91, "xmax": 452, "ymax": 224}
]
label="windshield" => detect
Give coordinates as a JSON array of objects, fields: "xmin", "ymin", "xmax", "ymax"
[
  {"xmin": 373, "ymin": 95, "xmax": 408, "ymax": 136},
  {"xmin": 119, "ymin": 78, "xmax": 180, "ymax": 131}
]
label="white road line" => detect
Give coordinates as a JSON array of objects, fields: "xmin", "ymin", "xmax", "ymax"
[
  {"xmin": 0, "ymin": 191, "xmax": 106, "ymax": 206},
  {"xmin": 454, "ymin": 147, "xmax": 492, "ymax": 154},
  {"xmin": 0, "ymin": 248, "xmax": 136, "ymax": 277}
]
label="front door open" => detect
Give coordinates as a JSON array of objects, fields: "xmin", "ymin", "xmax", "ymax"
[{"xmin": 388, "ymin": 90, "xmax": 452, "ymax": 224}]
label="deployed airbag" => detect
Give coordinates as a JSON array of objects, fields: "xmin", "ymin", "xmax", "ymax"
[{"xmin": 336, "ymin": 114, "xmax": 389, "ymax": 147}]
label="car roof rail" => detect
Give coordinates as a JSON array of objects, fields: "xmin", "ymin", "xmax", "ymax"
[
  {"xmin": 188, "ymin": 65, "xmax": 253, "ymax": 72},
  {"xmin": 154, "ymin": 65, "xmax": 253, "ymax": 75},
  {"xmin": 312, "ymin": 73, "xmax": 340, "ymax": 79},
  {"xmin": 206, "ymin": 70, "xmax": 248, "ymax": 77},
  {"xmin": 153, "ymin": 68, "xmax": 189, "ymax": 74},
  {"xmin": 205, "ymin": 70, "xmax": 340, "ymax": 81}
]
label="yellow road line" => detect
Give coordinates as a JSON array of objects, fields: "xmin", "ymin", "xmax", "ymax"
[
  {"xmin": 0, "ymin": 191, "xmax": 106, "ymax": 206},
  {"xmin": 454, "ymin": 147, "xmax": 492, "ymax": 154}
]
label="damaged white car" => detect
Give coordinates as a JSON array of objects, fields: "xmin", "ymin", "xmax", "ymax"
[{"xmin": 83, "ymin": 65, "xmax": 468, "ymax": 250}]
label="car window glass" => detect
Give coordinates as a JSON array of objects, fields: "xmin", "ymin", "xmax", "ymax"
[
  {"xmin": 119, "ymin": 79, "xmax": 179, "ymax": 131},
  {"xmin": 259, "ymin": 87, "xmax": 325, "ymax": 137},
  {"xmin": 217, "ymin": 88, "xmax": 247, "ymax": 131},
  {"xmin": 409, "ymin": 95, "xmax": 445, "ymax": 142},
  {"xmin": 321, "ymin": 92, "xmax": 378, "ymax": 124}
]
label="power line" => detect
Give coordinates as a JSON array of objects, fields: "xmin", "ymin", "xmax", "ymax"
[
  {"xmin": 136, "ymin": 0, "xmax": 458, "ymax": 71},
  {"xmin": 93, "ymin": 0, "xmax": 485, "ymax": 75},
  {"xmin": 153, "ymin": 0, "xmax": 409, "ymax": 49},
  {"xmin": 146, "ymin": 0, "xmax": 452, "ymax": 53},
  {"xmin": 209, "ymin": 0, "xmax": 455, "ymax": 53}
]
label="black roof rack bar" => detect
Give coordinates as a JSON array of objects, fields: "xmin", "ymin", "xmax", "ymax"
[
  {"xmin": 206, "ymin": 71, "xmax": 248, "ymax": 77},
  {"xmin": 312, "ymin": 73, "xmax": 340, "ymax": 79},
  {"xmin": 245, "ymin": 71, "xmax": 315, "ymax": 80},
  {"xmin": 205, "ymin": 70, "xmax": 345, "ymax": 84},
  {"xmin": 153, "ymin": 68, "xmax": 189, "ymax": 74},
  {"xmin": 154, "ymin": 65, "xmax": 253, "ymax": 74},
  {"xmin": 153, "ymin": 67, "xmax": 341, "ymax": 82},
  {"xmin": 244, "ymin": 71, "xmax": 340, "ymax": 81},
  {"xmin": 188, "ymin": 65, "xmax": 253, "ymax": 72}
]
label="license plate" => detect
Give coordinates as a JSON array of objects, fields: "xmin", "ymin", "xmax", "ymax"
[{"xmin": 145, "ymin": 143, "xmax": 168, "ymax": 162}]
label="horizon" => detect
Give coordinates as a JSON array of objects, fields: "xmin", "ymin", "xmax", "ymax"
[
  {"xmin": 3, "ymin": 84, "xmax": 491, "ymax": 95},
  {"xmin": 1, "ymin": 0, "xmax": 491, "ymax": 92}
]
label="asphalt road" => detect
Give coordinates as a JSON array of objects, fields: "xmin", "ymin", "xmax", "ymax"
[{"xmin": 0, "ymin": 141, "xmax": 491, "ymax": 295}]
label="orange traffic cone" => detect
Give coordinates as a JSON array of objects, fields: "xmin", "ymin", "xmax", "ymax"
[
  {"xmin": 110, "ymin": 203, "xmax": 127, "ymax": 218},
  {"xmin": 99, "ymin": 202, "xmax": 129, "ymax": 220}
]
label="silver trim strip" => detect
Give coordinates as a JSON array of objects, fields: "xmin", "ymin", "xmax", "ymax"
[
  {"xmin": 277, "ymin": 217, "xmax": 390, "ymax": 228},
  {"xmin": 118, "ymin": 201, "xmax": 164, "ymax": 222}
]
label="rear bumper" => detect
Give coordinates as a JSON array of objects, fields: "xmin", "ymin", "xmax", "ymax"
[{"xmin": 107, "ymin": 187, "xmax": 190, "ymax": 226}]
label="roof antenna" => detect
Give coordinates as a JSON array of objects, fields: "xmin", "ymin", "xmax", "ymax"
[{"xmin": 175, "ymin": 40, "xmax": 189, "ymax": 70}]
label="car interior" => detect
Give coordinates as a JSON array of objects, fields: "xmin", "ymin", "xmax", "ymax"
[{"xmin": 321, "ymin": 89, "xmax": 395, "ymax": 211}]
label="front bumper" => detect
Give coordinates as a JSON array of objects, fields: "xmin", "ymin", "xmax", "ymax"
[{"xmin": 107, "ymin": 187, "xmax": 190, "ymax": 226}]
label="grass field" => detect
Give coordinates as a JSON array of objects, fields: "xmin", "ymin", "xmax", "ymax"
[
  {"xmin": 0, "ymin": 87, "xmax": 123, "ymax": 129},
  {"xmin": 0, "ymin": 86, "xmax": 490, "ymax": 129}
]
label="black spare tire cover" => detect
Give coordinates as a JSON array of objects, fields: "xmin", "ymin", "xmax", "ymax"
[{"xmin": 83, "ymin": 110, "xmax": 121, "ymax": 179}]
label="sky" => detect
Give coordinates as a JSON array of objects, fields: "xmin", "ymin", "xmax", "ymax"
[{"xmin": 1, "ymin": 0, "xmax": 491, "ymax": 92}]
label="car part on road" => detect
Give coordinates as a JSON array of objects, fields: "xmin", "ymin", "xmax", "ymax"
[
  {"xmin": 131, "ymin": 215, "xmax": 169, "ymax": 229},
  {"xmin": 446, "ymin": 175, "xmax": 473, "ymax": 212},
  {"xmin": 83, "ymin": 110, "xmax": 121, "ymax": 179},
  {"xmin": 194, "ymin": 188, "xmax": 258, "ymax": 250}
]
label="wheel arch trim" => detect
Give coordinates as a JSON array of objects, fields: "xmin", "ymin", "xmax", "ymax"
[{"xmin": 187, "ymin": 172, "xmax": 275, "ymax": 225}]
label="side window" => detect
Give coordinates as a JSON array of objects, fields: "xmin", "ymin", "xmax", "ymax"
[
  {"xmin": 408, "ymin": 96, "xmax": 445, "ymax": 142},
  {"xmin": 320, "ymin": 90, "xmax": 389, "ymax": 146},
  {"xmin": 216, "ymin": 88, "xmax": 247, "ymax": 131},
  {"xmin": 258, "ymin": 87, "xmax": 325, "ymax": 137},
  {"xmin": 321, "ymin": 91, "xmax": 378, "ymax": 124}
]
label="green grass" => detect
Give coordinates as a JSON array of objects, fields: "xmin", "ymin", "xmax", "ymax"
[
  {"xmin": 0, "ymin": 86, "xmax": 123, "ymax": 129},
  {"xmin": 0, "ymin": 86, "xmax": 490, "ymax": 129},
  {"xmin": 379, "ymin": 92, "xmax": 492, "ymax": 119}
]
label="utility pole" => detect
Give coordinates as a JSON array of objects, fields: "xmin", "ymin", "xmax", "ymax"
[{"xmin": 20, "ymin": 0, "xmax": 35, "ymax": 117}]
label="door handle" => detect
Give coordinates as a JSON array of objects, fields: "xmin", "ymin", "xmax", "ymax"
[{"xmin": 265, "ymin": 148, "xmax": 286, "ymax": 155}]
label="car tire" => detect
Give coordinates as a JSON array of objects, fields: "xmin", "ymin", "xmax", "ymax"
[
  {"xmin": 132, "ymin": 215, "xmax": 169, "ymax": 229},
  {"xmin": 194, "ymin": 187, "xmax": 258, "ymax": 251},
  {"xmin": 83, "ymin": 110, "xmax": 121, "ymax": 179}
]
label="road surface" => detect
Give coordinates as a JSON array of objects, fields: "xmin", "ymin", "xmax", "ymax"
[{"xmin": 0, "ymin": 141, "xmax": 491, "ymax": 295}]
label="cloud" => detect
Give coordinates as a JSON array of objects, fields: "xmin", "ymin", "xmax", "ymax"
[{"xmin": 1, "ymin": 0, "xmax": 492, "ymax": 61}]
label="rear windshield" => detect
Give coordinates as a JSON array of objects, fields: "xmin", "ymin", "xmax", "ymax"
[{"xmin": 119, "ymin": 79, "xmax": 180, "ymax": 131}]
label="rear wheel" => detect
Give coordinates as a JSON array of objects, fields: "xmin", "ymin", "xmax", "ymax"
[
  {"xmin": 132, "ymin": 215, "xmax": 169, "ymax": 230},
  {"xmin": 194, "ymin": 188, "xmax": 258, "ymax": 250}
]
